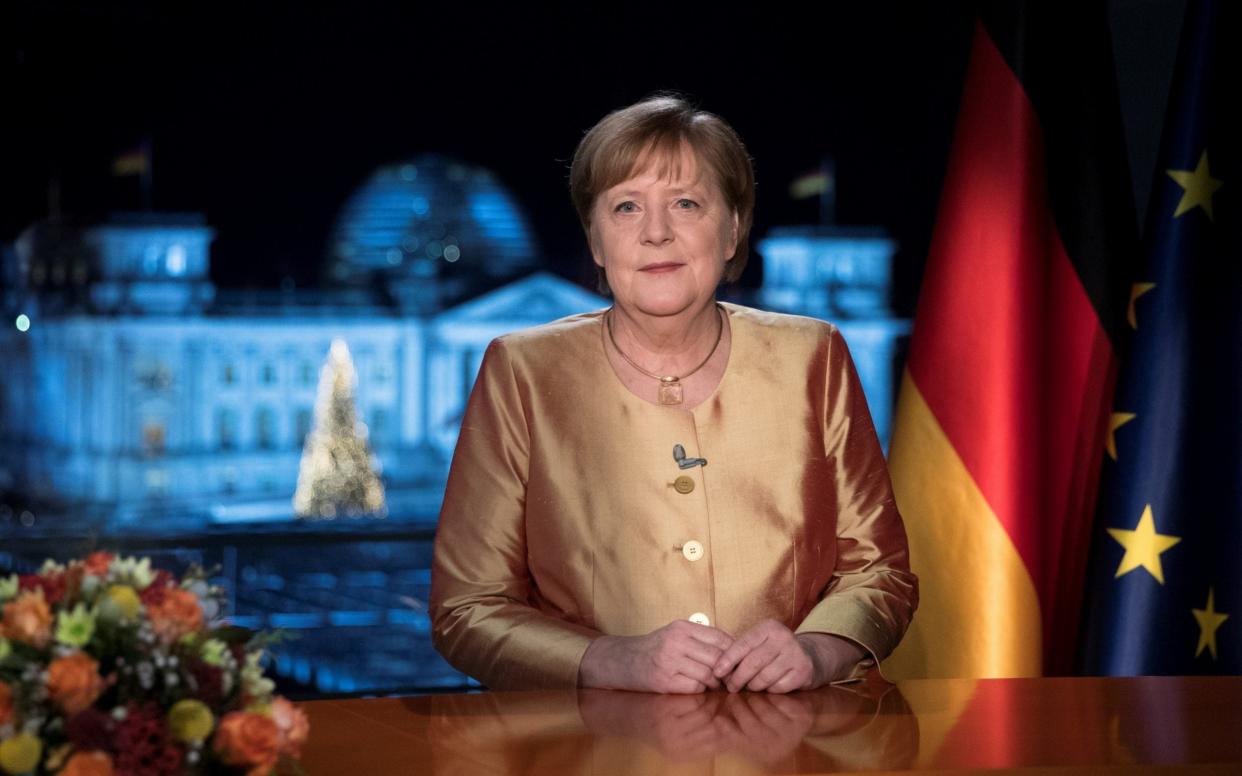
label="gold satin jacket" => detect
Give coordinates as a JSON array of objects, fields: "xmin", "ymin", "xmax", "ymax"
[{"xmin": 430, "ymin": 303, "xmax": 917, "ymax": 689}]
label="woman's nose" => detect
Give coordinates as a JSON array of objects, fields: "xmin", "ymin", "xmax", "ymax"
[{"xmin": 640, "ymin": 208, "xmax": 674, "ymax": 245}]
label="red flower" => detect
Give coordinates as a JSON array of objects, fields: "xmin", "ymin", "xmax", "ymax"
[
  {"xmin": 113, "ymin": 704, "xmax": 184, "ymax": 776},
  {"xmin": 146, "ymin": 588, "xmax": 203, "ymax": 644},
  {"xmin": 82, "ymin": 551, "xmax": 115, "ymax": 576},
  {"xmin": 0, "ymin": 682, "xmax": 13, "ymax": 727},
  {"xmin": 137, "ymin": 571, "xmax": 175, "ymax": 607},
  {"xmin": 59, "ymin": 750, "xmax": 115, "ymax": 776},
  {"xmin": 66, "ymin": 707, "xmax": 116, "ymax": 752},
  {"xmin": 213, "ymin": 711, "xmax": 280, "ymax": 776},
  {"xmin": 187, "ymin": 660, "xmax": 226, "ymax": 707},
  {"xmin": 18, "ymin": 571, "xmax": 66, "ymax": 605},
  {"xmin": 47, "ymin": 652, "xmax": 106, "ymax": 715}
]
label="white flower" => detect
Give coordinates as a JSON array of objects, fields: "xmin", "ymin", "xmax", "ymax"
[
  {"xmin": 0, "ymin": 574, "xmax": 18, "ymax": 602},
  {"xmin": 199, "ymin": 638, "xmax": 229, "ymax": 666},
  {"xmin": 79, "ymin": 575, "xmax": 100, "ymax": 596},
  {"xmin": 39, "ymin": 559, "xmax": 65, "ymax": 575},
  {"xmin": 242, "ymin": 650, "xmax": 275, "ymax": 700},
  {"xmin": 110, "ymin": 556, "xmax": 156, "ymax": 589}
]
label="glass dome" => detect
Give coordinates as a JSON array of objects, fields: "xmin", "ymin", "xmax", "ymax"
[{"xmin": 327, "ymin": 155, "xmax": 540, "ymax": 308}]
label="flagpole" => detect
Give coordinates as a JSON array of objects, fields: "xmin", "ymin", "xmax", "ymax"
[
  {"xmin": 140, "ymin": 135, "xmax": 153, "ymax": 211},
  {"xmin": 819, "ymin": 156, "xmax": 836, "ymax": 226}
]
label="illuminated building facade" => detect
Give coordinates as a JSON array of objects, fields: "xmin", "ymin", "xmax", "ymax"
[{"xmin": 1, "ymin": 157, "xmax": 906, "ymax": 527}]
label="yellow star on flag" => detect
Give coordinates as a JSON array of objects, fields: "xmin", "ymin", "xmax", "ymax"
[
  {"xmin": 1167, "ymin": 150, "xmax": 1223, "ymax": 220},
  {"xmin": 1105, "ymin": 412, "xmax": 1136, "ymax": 461},
  {"xmin": 1127, "ymin": 283, "xmax": 1156, "ymax": 330},
  {"xmin": 1192, "ymin": 587, "xmax": 1229, "ymax": 660},
  {"xmin": 1107, "ymin": 504, "xmax": 1182, "ymax": 584}
]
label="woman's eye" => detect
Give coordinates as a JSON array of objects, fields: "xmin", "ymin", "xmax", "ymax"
[
  {"xmin": 614, "ymin": 201, "xmax": 637, "ymax": 213},
  {"xmin": 675, "ymin": 198, "xmax": 699, "ymax": 209}
]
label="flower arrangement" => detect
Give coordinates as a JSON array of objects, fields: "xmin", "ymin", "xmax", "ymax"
[{"xmin": 0, "ymin": 553, "xmax": 308, "ymax": 775}]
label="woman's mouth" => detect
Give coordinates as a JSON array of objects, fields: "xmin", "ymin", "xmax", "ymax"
[{"xmin": 639, "ymin": 262, "xmax": 683, "ymax": 273}]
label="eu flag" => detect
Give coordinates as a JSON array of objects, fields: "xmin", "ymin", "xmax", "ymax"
[{"xmin": 1079, "ymin": 0, "xmax": 1239, "ymax": 674}]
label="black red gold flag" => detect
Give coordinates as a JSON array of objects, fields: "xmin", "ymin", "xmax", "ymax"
[{"xmin": 885, "ymin": 3, "xmax": 1136, "ymax": 678}]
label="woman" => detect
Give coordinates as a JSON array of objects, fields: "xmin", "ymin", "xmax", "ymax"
[{"xmin": 430, "ymin": 96, "xmax": 916, "ymax": 693}]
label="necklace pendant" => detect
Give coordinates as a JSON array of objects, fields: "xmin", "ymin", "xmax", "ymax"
[{"xmin": 658, "ymin": 379, "xmax": 684, "ymax": 405}]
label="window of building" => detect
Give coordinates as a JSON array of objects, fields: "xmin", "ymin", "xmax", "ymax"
[
  {"xmin": 300, "ymin": 362, "xmax": 316, "ymax": 386},
  {"xmin": 255, "ymin": 407, "xmax": 276, "ymax": 450},
  {"xmin": 370, "ymin": 408, "xmax": 389, "ymax": 447},
  {"xmin": 142, "ymin": 421, "xmax": 166, "ymax": 456},
  {"xmin": 166, "ymin": 243, "xmax": 187, "ymax": 276},
  {"xmin": 295, "ymin": 409, "xmax": 313, "ymax": 448},
  {"xmin": 144, "ymin": 467, "xmax": 170, "ymax": 496},
  {"xmin": 143, "ymin": 244, "xmax": 161, "ymax": 275},
  {"xmin": 216, "ymin": 408, "xmax": 238, "ymax": 451},
  {"xmin": 372, "ymin": 362, "xmax": 392, "ymax": 384},
  {"xmin": 261, "ymin": 363, "xmax": 277, "ymax": 386},
  {"xmin": 136, "ymin": 361, "xmax": 172, "ymax": 391},
  {"xmin": 221, "ymin": 466, "xmax": 238, "ymax": 497},
  {"xmin": 221, "ymin": 363, "xmax": 236, "ymax": 386}
]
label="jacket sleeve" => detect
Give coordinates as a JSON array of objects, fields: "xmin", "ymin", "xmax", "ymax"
[
  {"xmin": 429, "ymin": 338, "xmax": 596, "ymax": 690},
  {"xmin": 794, "ymin": 327, "xmax": 919, "ymax": 677}
]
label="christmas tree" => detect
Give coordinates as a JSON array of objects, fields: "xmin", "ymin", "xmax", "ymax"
[{"xmin": 293, "ymin": 339, "xmax": 387, "ymax": 519}]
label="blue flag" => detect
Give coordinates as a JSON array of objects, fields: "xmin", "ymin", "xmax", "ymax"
[{"xmin": 1079, "ymin": 0, "xmax": 1239, "ymax": 674}]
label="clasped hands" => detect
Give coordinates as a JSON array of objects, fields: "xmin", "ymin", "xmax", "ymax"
[{"xmin": 579, "ymin": 618, "xmax": 866, "ymax": 694}]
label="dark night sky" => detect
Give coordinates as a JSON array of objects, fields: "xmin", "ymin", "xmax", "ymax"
[{"xmin": 7, "ymin": 2, "xmax": 983, "ymax": 313}]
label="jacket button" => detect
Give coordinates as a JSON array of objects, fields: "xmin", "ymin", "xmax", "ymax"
[
  {"xmin": 688, "ymin": 612, "xmax": 711, "ymax": 626},
  {"xmin": 682, "ymin": 540, "xmax": 704, "ymax": 561},
  {"xmin": 673, "ymin": 476, "xmax": 695, "ymax": 494}
]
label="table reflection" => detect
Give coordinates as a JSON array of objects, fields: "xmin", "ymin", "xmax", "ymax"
[{"xmin": 426, "ymin": 682, "xmax": 917, "ymax": 775}]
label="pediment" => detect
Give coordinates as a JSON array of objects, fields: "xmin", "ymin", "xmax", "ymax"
[{"xmin": 435, "ymin": 272, "xmax": 605, "ymax": 325}]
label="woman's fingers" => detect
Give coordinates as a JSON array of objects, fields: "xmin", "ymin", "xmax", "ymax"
[
  {"xmin": 763, "ymin": 667, "xmax": 808, "ymax": 695},
  {"xmin": 725, "ymin": 640, "xmax": 781, "ymax": 692},
  {"xmin": 687, "ymin": 622, "xmax": 736, "ymax": 651},
  {"xmin": 670, "ymin": 655, "xmax": 721, "ymax": 688},
  {"xmin": 645, "ymin": 620, "xmax": 737, "ymax": 692},
  {"xmin": 665, "ymin": 675, "xmax": 708, "ymax": 694},
  {"xmin": 746, "ymin": 660, "xmax": 798, "ymax": 693},
  {"xmin": 712, "ymin": 620, "xmax": 818, "ymax": 693},
  {"xmin": 713, "ymin": 627, "xmax": 768, "ymax": 680}
]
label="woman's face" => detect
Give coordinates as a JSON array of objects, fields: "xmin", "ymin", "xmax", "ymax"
[{"xmin": 590, "ymin": 145, "xmax": 739, "ymax": 319}]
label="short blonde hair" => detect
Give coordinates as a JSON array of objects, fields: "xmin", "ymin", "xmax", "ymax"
[{"xmin": 569, "ymin": 95, "xmax": 756, "ymax": 293}]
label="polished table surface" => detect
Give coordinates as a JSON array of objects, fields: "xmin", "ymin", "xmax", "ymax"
[{"xmin": 298, "ymin": 676, "xmax": 1242, "ymax": 774}]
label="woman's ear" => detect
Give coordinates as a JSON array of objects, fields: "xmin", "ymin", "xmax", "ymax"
[{"xmin": 728, "ymin": 209, "xmax": 740, "ymax": 258}]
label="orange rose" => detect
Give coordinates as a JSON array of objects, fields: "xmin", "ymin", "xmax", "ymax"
[
  {"xmin": 270, "ymin": 697, "xmax": 309, "ymax": 757},
  {"xmin": 47, "ymin": 652, "xmax": 106, "ymax": 715},
  {"xmin": 146, "ymin": 588, "xmax": 203, "ymax": 643},
  {"xmin": 0, "ymin": 681, "xmax": 13, "ymax": 727},
  {"xmin": 1, "ymin": 589, "xmax": 53, "ymax": 648},
  {"xmin": 81, "ymin": 552, "xmax": 114, "ymax": 577},
  {"xmin": 214, "ymin": 712, "xmax": 280, "ymax": 776},
  {"xmin": 58, "ymin": 750, "xmax": 114, "ymax": 776}
]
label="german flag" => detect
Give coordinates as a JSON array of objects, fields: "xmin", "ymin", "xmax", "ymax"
[
  {"xmin": 884, "ymin": 4, "xmax": 1137, "ymax": 678},
  {"xmin": 111, "ymin": 145, "xmax": 149, "ymax": 177}
]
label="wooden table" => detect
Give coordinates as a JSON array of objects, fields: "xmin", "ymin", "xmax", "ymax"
[{"xmin": 298, "ymin": 676, "xmax": 1242, "ymax": 774}]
